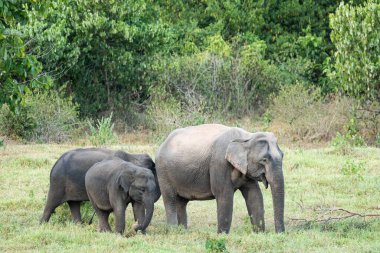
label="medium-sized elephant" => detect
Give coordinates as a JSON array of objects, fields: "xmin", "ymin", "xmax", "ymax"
[
  {"xmin": 85, "ymin": 157, "xmax": 156, "ymax": 234},
  {"xmin": 40, "ymin": 148, "xmax": 160, "ymax": 224},
  {"xmin": 156, "ymin": 124, "xmax": 285, "ymax": 233}
]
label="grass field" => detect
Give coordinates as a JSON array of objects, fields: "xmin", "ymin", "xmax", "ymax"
[{"xmin": 0, "ymin": 143, "xmax": 379, "ymax": 252}]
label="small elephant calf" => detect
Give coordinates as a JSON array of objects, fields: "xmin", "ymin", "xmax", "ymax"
[{"xmin": 85, "ymin": 157, "xmax": 157, "ymax": 234}]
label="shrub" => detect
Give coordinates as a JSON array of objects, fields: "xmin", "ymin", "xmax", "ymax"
[
  {"xmin": 331, "ymin": 116, "xmax": 365, "ymax": 152},
  {"xmin": 267, "ymin": 83, "xmax": 354, "ymax": 142},
  {"xmin": 25, "ymin": 90, "xmax": 81, "ymax": 143},
  {"xmin": 205, "ymin": 238, "xmax": 228, "ymax": 253},
  {"xmin": 0, "ymin": 104, "xmax": 36, "ymax": 140},
  {"xmin": 341, "ymin": 159, "xmax": 365, "ymax": 181},
  {"xmin": 146, "ymin": 86, "xmax": 209, "ymax": 142},
  {"xmin": 152, "ymin": 46, "xmax": 284, "ymax": 118},
  {"xmin": 87, "ymin": 113, "xmax": 118, "ymax": 147},
  {"xmin": 355, "ymin": 100, "xmax": 380, "ymax": 146},
  {"xmin": 0, "ymin": 89, "xmax": 81, "ymax": 143},
  {"xmin": 330, "ymin": 132, "xmax": 352, "ymax": 155}
]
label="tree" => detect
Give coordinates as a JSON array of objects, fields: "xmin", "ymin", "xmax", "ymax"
[
  {"xmin": 25, "ymin": 0, "xmax": 170, "ymax": 117},
  {"xmin": 330, "ymin": 1, "xmax": 380, "ymax": 101},
  {"xmin": 0, "ymin": 0, "xmax": 52, "ymax": 113}
]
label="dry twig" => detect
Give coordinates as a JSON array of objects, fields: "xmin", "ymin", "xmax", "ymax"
[{"xmin": 289, "ymin": 208, "xmax": 380, "ymax": 224}]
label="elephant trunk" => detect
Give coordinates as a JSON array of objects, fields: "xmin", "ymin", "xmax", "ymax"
[
  {"xmin": 135, "ymin": 197, "xmax": 154, "ymax": 232},
  {"xmin": 269, "ymin": 167, "xmax": 285, "ymax": 233}
]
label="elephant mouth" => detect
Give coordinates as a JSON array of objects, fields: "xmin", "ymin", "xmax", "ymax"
[{"xmin": 258, "ymin": 174, "xmax": 268, "ymax": 189}]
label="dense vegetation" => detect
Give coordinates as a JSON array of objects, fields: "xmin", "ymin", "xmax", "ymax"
[{"xmin": 0, "ymin": 0, "xmax": 379, "ymax": 144}]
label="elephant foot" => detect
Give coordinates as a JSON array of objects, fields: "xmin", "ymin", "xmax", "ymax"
[
  {"xmin": 132, "ymin": 222, "xmax": 139, "ymax": 231},
  {"xmin": 132, "ymin": 222, "xmax": 146, "ymax": 234}
]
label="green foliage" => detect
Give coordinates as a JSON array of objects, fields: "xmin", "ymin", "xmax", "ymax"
[
  {"xmin": 331, "ymin": 117, "xmax": 365, "ymax": 154},
  {"xmin": 261, "ymin": 111, "xmax": 272, "ymax": 128},
  {"xmin": 330, "ymin": 1, "xmax": 380, "ymax": 101},
  {"xmin": 25, "ymin": 90, "xmax": 81, "ymax": 143},
  {"xmin": 16, "ymin": 0, "xmax": 350, "ymax": 120},
  {"xmin": 25, "ymin": 0, "xmax": 170, "ymax": 117},
  {"xmin": 0, "ymin": 89, "xmax": 80, "ymax": 142},
  {"xmin": 205, "ymin": 238, "xmax": 228, "ymax": 253},
  {"xmin": 0, "ymin": 138, "xmax": 4, "ymax": 149},
  {"xmin": 341, "ymin": 159, "xmax": 365, "ymax": 180},
  {"xmin": 87, "ymin": 113, "xmax": 118, "ymax": 147},
  {"xmin": 343, "ymin": 118, "xmax": 365, "ymax": 147},
  {"xmin": 152, "ymin": 47, "xmax": 284, "ymax": 116},
  {"xmin": 2, "ymin": 0, "xmax": 377, "ymax": 147},
  {"xmin": 0, "ymin": 0, "xmax": 53, "ymax": 113},
  {"xmin": 0, "ymin": 104, "xmax": 36, "ymax": 139},
  {"xmin": 330, "ymin": 132, "xmax": 352, "ymax": 155}
]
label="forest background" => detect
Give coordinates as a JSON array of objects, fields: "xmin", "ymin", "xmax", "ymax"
[{"xmin": 0, "ymin": 0, "xmax": 379, "ymax": 147}]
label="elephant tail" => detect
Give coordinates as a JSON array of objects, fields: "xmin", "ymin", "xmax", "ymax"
[{"xmin": 88, "ymin": 211, "xmax": 96, "ymax": 225}]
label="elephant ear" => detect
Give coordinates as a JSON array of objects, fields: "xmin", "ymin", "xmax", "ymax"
[
  {"xmin": 225, "ymin": 139, "xmax": 249, "ymax": 175},
  {"xmin": 117, "ymin": 170, "xmax": 134, "ymax": 193}
]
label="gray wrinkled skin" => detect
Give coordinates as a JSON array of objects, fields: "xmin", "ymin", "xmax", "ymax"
[
  {"xmin": 156, "ymin": 124, "xmax": 285, "ymax": 233},
  {"xmin": 85, "ymin": 157, "xmax": 156, "ymax": 234},
  {"xmin": 40, "ymin": 148, "xmax": 160, "ymax": 224}
]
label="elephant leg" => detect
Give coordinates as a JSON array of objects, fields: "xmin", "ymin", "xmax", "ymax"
[
  {"xmin": 114, "ymin": 206, "xmax": 126, "ymax": 235},
  {"xmin": 68, "ymin": 201, "xmax": 82, "ymax": 223},
  {"xmin": 176, "ymin": 197, "xmax": 189, "ymax": 228},
  {"xmin": 95, "ymin": 209, "xmax": 111, "ymax": 232},
  {"xmin": 215, "ymin": 190, "xmax": 234, "ymax": 234},
  {"xmin": 40, "ymin": 188, "xmax": 64, "ymax": 223},
  {"xmin": 161, "ymin": 186, "xmax": 178, "ymax": 225},
  {"xmin": 240, "ymin": 182, "xmax": 265, "ymax": 232}
]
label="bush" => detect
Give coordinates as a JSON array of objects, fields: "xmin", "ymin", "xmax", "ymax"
[
  {"xmin": 146, "ymin": 86, "xmax": 209, "ymax": 142},
  {"xmin": 151, "ymin": 45, "xmax": 284, "ymax": 118},
  {"xmin": 267, "ymin": 83, "xmax": 354, "ymax": 142},
  {"xmin": 0, "ymin": 90, "xmax": 81, "ymax": 143},
  {"xmin": 330, "ymin": 132, "xmax": 352, "ymax": 155},
  {"xmin": 205, "ymin": 238, "xmax": 228, "ymax": 253},
  {"xmin": 87, "ymin": 113, "xmax": 118, "ymax": 147},
  {"xmin": 341, "ymin": 159, "xmax": 365, "ymax": 181},
  {"xmin": 354, "ymin": 100, "xmax": 380, "ymax": 146},
  {"xmin": 25, "ymin": 90, "xmax": 81, "ymax": 143},
  {"xmin": 0, "ymin": 104, "xmax": 36, "ymax": 140},
  {"xmin": 331, "ymin": 116, "xmax": 365, "ymax": 151}
]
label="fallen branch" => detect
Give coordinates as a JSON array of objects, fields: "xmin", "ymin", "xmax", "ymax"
[{"xmin": 289, "ymin": 208, "xmax": 380, "ymax": 223}]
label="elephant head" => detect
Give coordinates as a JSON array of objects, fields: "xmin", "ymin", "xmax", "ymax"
[
  {"xmin": 225, "ymin": 132, "xmax": 285, "ymax": 233},
  {"xmin": 118, "ymin": 169, "xmax": 156, "ymax": 232}
]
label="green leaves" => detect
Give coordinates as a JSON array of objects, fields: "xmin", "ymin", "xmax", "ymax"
[
  {"xmin": 25, "ymin": 0, "xmax": 169, "ymax": 117},
  {"xmin": 330, "ymin": 1, "xmax": 380, "ymax": 101},
  {"xmin": 87, "ymin": 113, "xmax": 118, "ymax": 147},
  {"xmin": 0, "ymin": 0, "xmax": 52, "ymax": 113}
]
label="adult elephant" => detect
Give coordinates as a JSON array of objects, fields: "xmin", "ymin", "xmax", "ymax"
[
  {"xmin": 156, "ymin": 124, "xmax": 285, "ymax": 233},
  {"xmin": 40, "ymin": 148, "xmax": 160, "ymax": 224}
]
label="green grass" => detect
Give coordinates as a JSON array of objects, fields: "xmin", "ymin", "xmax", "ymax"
[{"xmin": 0, "ymin": 144, "xmax": 379, "ymax": 252}]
